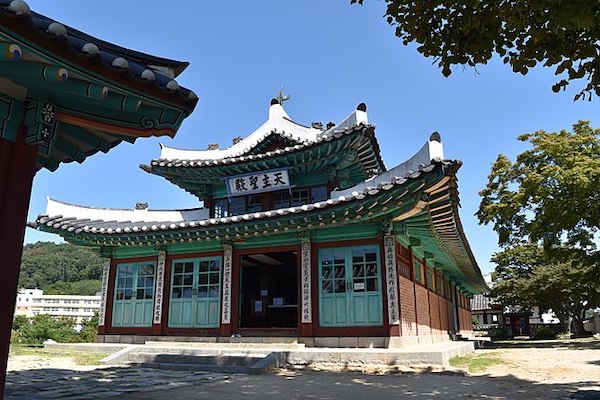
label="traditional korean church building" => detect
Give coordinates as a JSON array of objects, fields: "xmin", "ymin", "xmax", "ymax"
[{"xmin": 34, "ymin": 99, "xmax": 486, "ymax": 347}]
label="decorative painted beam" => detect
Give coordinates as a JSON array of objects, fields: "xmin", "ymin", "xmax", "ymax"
[
  {"xmin": 0, "ymin": 43, "xmax": 21, "ymax": 62},
  {"xmin": 0, "ymin": 60, "xmax": 69, "ymax": 85},
  {"xmin": 57, "ymin": 112, "xmax": 176, "ymax": 138}
]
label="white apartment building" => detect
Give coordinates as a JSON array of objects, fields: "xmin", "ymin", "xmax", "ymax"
[{"xmin": 15, "ymin": 288, "xmax": 101, "ymax": 329}]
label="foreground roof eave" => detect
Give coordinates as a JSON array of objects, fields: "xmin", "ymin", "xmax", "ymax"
[{"xmin": 0, "ymin": 1, "xmax": 198, "ymax": 113}]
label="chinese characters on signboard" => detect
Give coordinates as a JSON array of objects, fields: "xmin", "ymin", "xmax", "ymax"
[
  {"xmin": 301, "ymin": 241, "xmax": 312, "ymax": 323},
  {"xmin": 153, "ymin": 252, "xmax": 166, "ymax": 324},
  {"xmin": 98, "ymin": 259, "xmax": 110, "ymax": 327},
  {"xmin": 226, "ymin": 169, "xmax": 290, "ymax": 196},
  {"xmin": 384, "ymin": 235, "xmax": 400, "ymax": 325},
  {"xmin": 221, "ymin": 246, "xmax": 233, "ymax": 324}
]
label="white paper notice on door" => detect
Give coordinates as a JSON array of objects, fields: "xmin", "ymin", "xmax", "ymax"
[{"xmin": 354, "ymin": 282, "xmax": 365, "ymax": 291}]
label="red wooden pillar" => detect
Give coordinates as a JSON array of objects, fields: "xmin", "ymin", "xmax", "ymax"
[{"xmin": 0, "ymin": 132, "xmax": 37, "ymax": 397}]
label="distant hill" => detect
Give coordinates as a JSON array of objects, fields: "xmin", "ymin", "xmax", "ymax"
[{"xmin": 19, "ymin": 242, "xmax": 104, "ymax": 295}]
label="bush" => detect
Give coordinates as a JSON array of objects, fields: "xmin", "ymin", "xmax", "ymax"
[
  {"xmin": 12, "ymin": 313, "xmax": 99, "ymax": 345},
  {"xmin": 531, "ymin": 325, "xmax": 557, "ymax": 340},
  {"xmin": 488, "ymin": 327, "xmax": 511, "ymax": 340},
  {"xmin": 13, "ymin": 314, "xmax": 79, "ymax": 345},
  {"xmin": 78, "ymin": 313, "xmax": 99, "ymax": 343},
  {"xmin": 10, "ymin": 329, "xmax": 20, "ymax": 345}
]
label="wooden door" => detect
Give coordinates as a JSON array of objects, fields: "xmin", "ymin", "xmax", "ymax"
[
  {"xmin": 319, "ymin": 246, "xmax": 383, "ymax": 327},
  {"xmin": 112, "ymin": 262, "xmax": 155, "ymax": 327}
]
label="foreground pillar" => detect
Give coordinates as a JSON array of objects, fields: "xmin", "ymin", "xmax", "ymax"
[{"xmin": 0, "ymin": 133, "xmax": 37, "ymax": 398}]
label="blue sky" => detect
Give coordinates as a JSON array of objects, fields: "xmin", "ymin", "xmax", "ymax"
[{"xmin": 24, "ymin": 1, "xmax": 598, "ymax": 274}]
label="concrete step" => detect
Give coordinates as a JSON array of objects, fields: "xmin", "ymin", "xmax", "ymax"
[
  {"xmin": 130, "ymin": 348, "xmax": 271, "ymax": 358},
  {"xmin": 285, "ymin": 341, "xmax": 475, "ymax": 367},
  {"xmin": 127, "ymin": 353, "xmax": 262, "ymax": 366},
  {"xmin": 109, "ymin": 345, "xmax": 288, "ymax": 375},
  {"xmin": 144, "ymin": 339, "xmax": 305, "ymax": 350},
  {"xmin": 127, "ymin": 362, "xmax": 257, "ymax": 374}
]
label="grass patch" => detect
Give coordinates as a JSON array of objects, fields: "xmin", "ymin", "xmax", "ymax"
[
  {"xmin": 449, "ymin": 352, "xmax": 503, "ymax": 373},
  {"xmin": 9, "ymin": 345, "xmax": 110, "ymax": 365}
]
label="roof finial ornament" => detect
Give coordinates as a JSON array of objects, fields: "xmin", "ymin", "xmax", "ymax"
[{"xmin": 276, "ymin": 87, "xmax": 290, "ymax": 105}]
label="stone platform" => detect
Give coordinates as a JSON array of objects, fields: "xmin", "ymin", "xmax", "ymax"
[{"xmin": 49, "ymin": 338, "xmax": 475, "ymax": 372}]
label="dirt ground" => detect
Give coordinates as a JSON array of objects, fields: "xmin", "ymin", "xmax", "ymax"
[
  {"xmin": 7, "ymin": 339, "xmax": 600, "ymax": 400},
  {"xmin": 113, "ymin": 339, "xmax": 600, "ymax": 400}
]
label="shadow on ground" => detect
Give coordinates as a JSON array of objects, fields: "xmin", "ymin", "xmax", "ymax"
[
  {"xmin": 5, "ymin": 366, "xmax": 600, "ymax": 400},
  {"xmin": 4, "ymin": 366, "xmax": 224, "ymax": 399}
]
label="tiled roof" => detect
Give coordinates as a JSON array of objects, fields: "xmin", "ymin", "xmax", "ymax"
[
  {"xmin": 154, "ymin": 102, "xmax": 374, "ymax": 163},
  {"xmin": 35, "ymin": 158, "xmax": 439, "ymax": 236},
  {"xmin": 471, "ymin": 294, "xmax": 493, "ymax": 311},
  {"xmin": 0, "ymin": 0, "xmax": 197, "ymax": 112},
  {"xmin": 146, "ymin": 122, "xmax": 382, "ymax": 169}
]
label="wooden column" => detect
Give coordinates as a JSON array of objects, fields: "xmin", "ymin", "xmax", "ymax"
[{"xmin": 0, "ymin": 132, "xmax": 38, "ymax": 398}]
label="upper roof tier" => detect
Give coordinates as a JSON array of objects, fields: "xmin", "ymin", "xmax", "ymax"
[
  {"xmin": 159, "ymin": 100, "xmax": 368, "ymax": 161},
  {"xmin": 141, "ymin": 101, "xmax": 386, "ymax": 196}
]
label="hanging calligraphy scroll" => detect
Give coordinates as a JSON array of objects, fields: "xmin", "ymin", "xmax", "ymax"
[
  {"xmin": 384, "ymin": 235, "xmax": 400, "ymax": 325},
  {"xmin": 153, "ymin": 251, "xmax": 166, "ymax": 324},
  {"xmin": 221, "ymin": 245, "xmax": 233, "ymax": 324},
  {"xmin": 98, "ymin": 258, "xmax": 110, "ymax": 327},
  {"xmin": 301, "ymin": 240, "xmax": 312, "ymax": 323}
]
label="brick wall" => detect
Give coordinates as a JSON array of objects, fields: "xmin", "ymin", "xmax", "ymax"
[
  {"xmin": 458, "ymin": 307, "xmax": 473, "ymax": 335},
  {"xmin": 439, "ymin": 297, "xmax": 449, "ymax": 333},
  {"xmin": 415, "ymin": 285, "xmax": 431, "ymax": 335},
  {"xmin": 398, "ymin": 275, "xmax": 416, "ymax": 335},
  {"xmin": 447, "ymin": 299, "xmax": 455, "ymax": 333},
  {"xmin": 429, "ymin": 292, "xmax": 441, "ymax": 334}
]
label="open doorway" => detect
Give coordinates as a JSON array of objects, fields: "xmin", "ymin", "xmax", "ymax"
[{"xmin": 239, "ymin": 251, "xmax": 298, "ymax": 328}]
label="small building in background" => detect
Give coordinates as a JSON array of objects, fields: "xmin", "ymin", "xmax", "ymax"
[
  {"xmin": 14, "ymin": 289, "xmax": 100, "ymax": 330},
  {"xmin": 470, "ymin": 274, "xmax": 560, "ymax": 338}
]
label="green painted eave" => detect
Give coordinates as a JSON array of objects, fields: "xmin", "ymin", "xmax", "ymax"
[{"xmin": 0, "ymin": 18, "xmax": 197, "ymax": 172}]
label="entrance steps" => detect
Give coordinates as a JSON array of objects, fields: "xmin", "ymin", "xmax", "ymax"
[
  {"xmin": 119, "ymin": 350, "xmax": 286, "ymax": 374},
  {"xmin": 93, "ymin": 339, "xmax": 474, "ymax": 373},
  {"xmin": 101, "ymin": 341, "xmax": 293, "ymax": 374}
]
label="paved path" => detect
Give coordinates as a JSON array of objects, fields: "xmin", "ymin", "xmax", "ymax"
[{"xmin": 5, "ymin": 366, "xmax": 232, "ymax": 399}]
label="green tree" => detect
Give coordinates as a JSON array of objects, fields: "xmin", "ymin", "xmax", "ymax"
[
  {"xmin": 352, "ymin": 1, "xmax": 600, "ymax": 100},
  {"xmin": 478, "ymin": 121, "xmax": 600, "ymax": 335},
  {"xmin": 44, "ymin": 280, "xmax": 101, "ymax": 296},
  {"xmin": 478, "ymin": 121, "xmax": 600, "ymax": 252},
  {"xmin": 19, "ymin": 242, "xmax": 104, "ymax": 293},
  {"xmin": 490, "ymin": 245, "xmax": 598, "ymax": 335}
]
